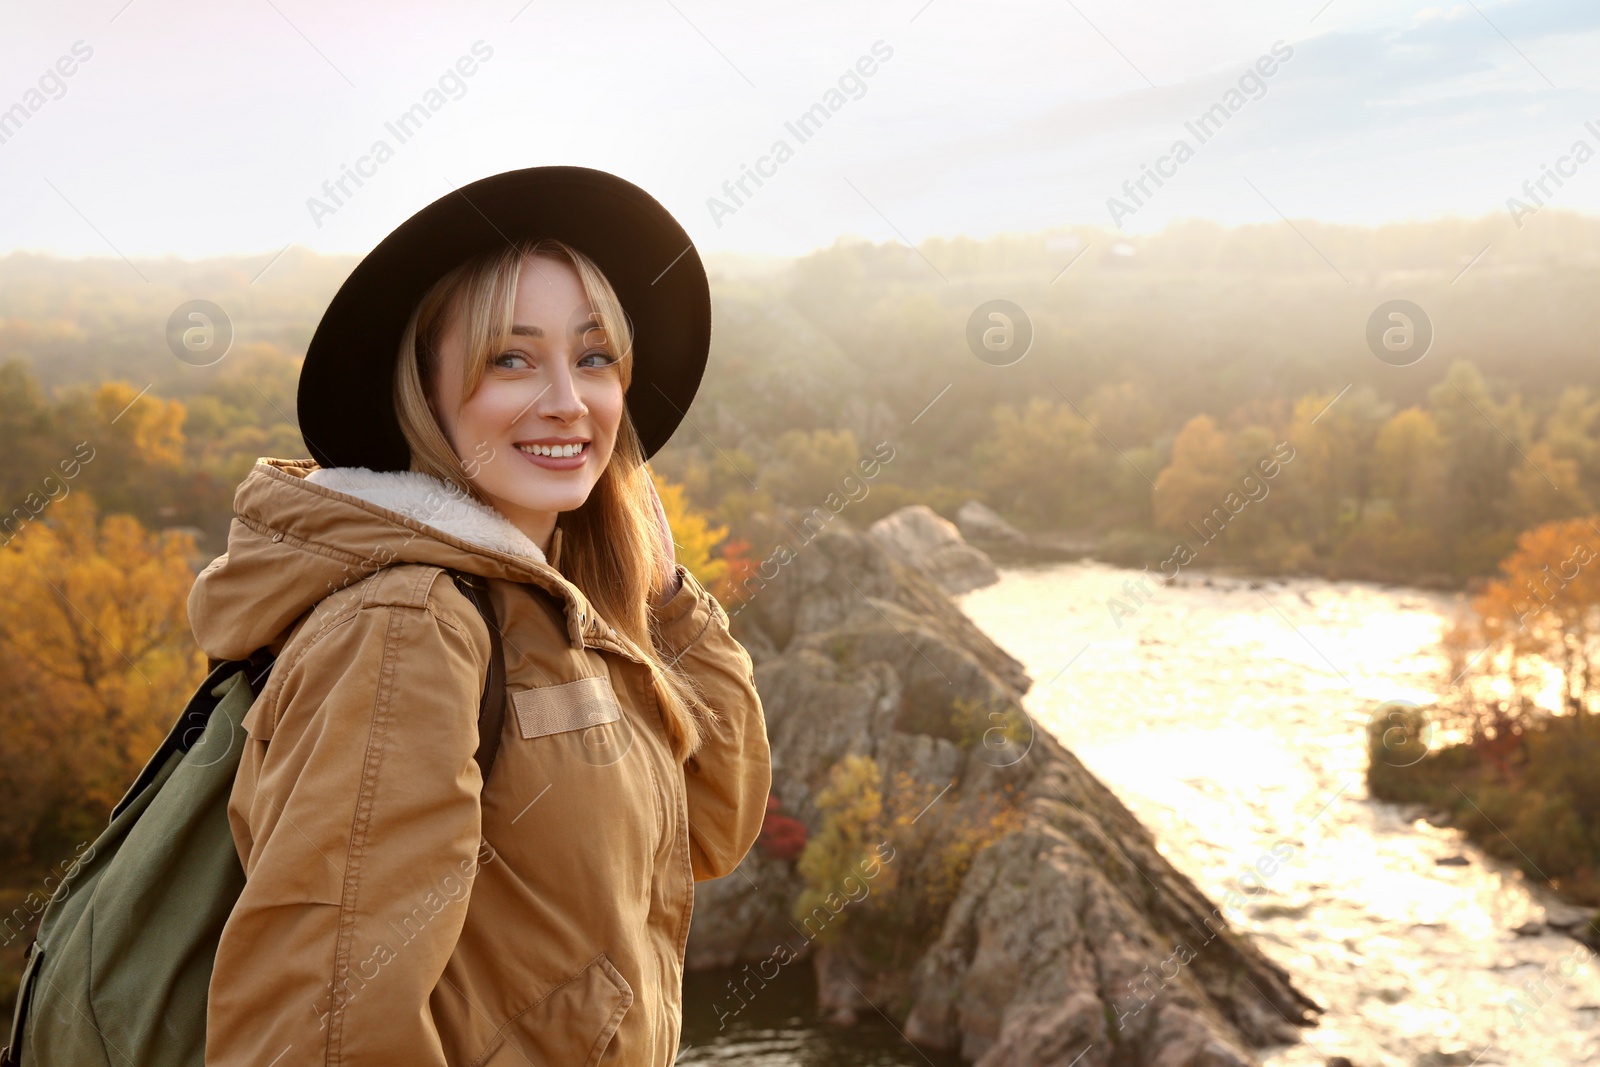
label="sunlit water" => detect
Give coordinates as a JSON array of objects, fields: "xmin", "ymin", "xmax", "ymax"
[
  {"xmin": 681, "ymin": 561, "xmax": 1600, "ymax": 1065},
  {"xmin": 956, "ymin": 562, "xmax": 1600, "ymax": 1067}
]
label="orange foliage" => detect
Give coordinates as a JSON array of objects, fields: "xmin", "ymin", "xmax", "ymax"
[
  {"xmin": 1446, "ymin": 515, "xmax": 1600, "ymax": 737},
  {"xmin": 714, "ymin": 537, "xmax": 755, "ymax": 606},
  {"xmin": 1152, "ymin": 415, "xmax": 1234, "ymax": 534},
  {"xmin": 0, "ymin": 495, "xmax": 205, "ymax": 858},
  {"xmin": 93, "ymin": 382, "xmax": 186, "ymax": 468}
]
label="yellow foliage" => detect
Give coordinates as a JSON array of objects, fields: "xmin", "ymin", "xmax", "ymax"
[
  {"xmin": 793, "ymin": 752, "xmax": 1022, "ymax": 957},
  {"xmin": 767, "ymin": 428, "xmax": 861, "ymax": 507},
  {"xmin": 0, "ymin": 494, "xmax": 205, "ymax": 856},
  {"xmin": 1152, "ymin": 414, "xmax": 1233, "ymax": 533},
  {"xmin": 951, "ymin": 695, "xmax": 1030, "ymax": 755},
  {"xmin": 1509, "ymin": 443, "xmax": 1591, "ymax": 526},
  {"xmin": 94, "ymin": 381, "xmax": 186, "ymax": 468},
  {"xmin": 879, "ymin": 768, "xmax": 1023, "ymax": 929},
  {"xmin": 649, "ymin": 467, "xmax": 729, "ymax": 589},
  {"xmin": 976, "ymin": 399, "xmax": 1098, "ymax": 526},
  {"xmin": 794, "ymin": 754, "xmax": 886, "ymax": 944}
]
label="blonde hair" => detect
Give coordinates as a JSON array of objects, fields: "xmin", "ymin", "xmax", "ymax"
[{"xmin": 393, "ymin": 238, "xmax": 705, "ymax": 760}]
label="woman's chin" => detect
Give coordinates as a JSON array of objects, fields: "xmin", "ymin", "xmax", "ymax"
[{"xmin": 487, "ymin": 482, "xmax": 592, "ymax": 518}]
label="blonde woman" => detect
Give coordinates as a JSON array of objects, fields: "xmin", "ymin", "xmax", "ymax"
[{"xmin": 190, "ymin": 167, "xmax": 771, "ymax": 1066}]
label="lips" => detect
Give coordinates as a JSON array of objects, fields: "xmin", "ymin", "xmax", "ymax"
[
  {"xmin": 512, "ymin": 439, "xmax": 589, "ymax": 470},
  {"xmin": 515, "ymin": 441, "xmax": 588, "ymax": 459}
]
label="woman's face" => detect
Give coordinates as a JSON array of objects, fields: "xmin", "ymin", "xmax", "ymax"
[{"xmin": 431, "ymin": 254, "xmax": 625, "ymax": 544}]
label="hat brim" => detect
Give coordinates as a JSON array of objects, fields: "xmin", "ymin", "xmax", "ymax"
[{"xmin": 297, "ymin": 166, "xmax": 709, "ymax": 470}]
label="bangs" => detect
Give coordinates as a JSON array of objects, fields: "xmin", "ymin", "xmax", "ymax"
[{"xmin": 444, "ymin": 241, "xmax": 637, "ymax": 405}]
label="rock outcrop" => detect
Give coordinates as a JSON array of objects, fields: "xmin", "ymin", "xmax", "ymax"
[
  {"xmin": 868, "ymin": 504, "xmax": 999, "ymax": 594},
  {"xmin": 955, "ymin": 500, "xmax": 1028, "ymax": 547},
  {"xmin": 691, "ymin": 522, "xmax": 1320, "ymax": 1066},
  {"xmin": 952, "ymin": 499, "xmax": 1100, "ymax": 564}
]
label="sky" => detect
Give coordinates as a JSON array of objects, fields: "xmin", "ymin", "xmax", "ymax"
[{"xmin": 3, "ymin": 0, "xmax": 1599, "ymax": 262}]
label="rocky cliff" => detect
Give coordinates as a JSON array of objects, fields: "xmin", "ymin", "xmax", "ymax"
[
  {"xmin": 868, "ymin": 504, "xmax": 1000, "ymax": 594},
  {"xmin": 694, "ymin": 522, "xmax": 1320, "ymax": 1066}
]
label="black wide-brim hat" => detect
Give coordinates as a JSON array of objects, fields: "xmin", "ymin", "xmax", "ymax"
[{"xmin": 297, "ymin": 166, "xmax": 710, "ymax": 469}]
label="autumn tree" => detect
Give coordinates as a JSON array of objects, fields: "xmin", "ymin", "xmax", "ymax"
[
  {"xmin": 1372, "ymin": 406, "xmax": 1449, "ymax": 526},
  {"xmin": 40, "ymin": 380, "xmax": 192, "ymax": 529},
  {"xmin": 1283, "ymin": 385, "xmax": 1391, "ymax": 534},
  {"xmin": 1445, "ymin": 515, "xmax": 1600, "ymax": 738},
  {"xmin": 1509, "ymin": 444, "xmax": 1591, "ymax": 528},
  {"xmin": 794, "ymin": 753, "xmax": 1019, "ymax": 966},
  {"xmin": 794, "ymin": 754, "xmax": 888, "ymax": 947},
  {"xmin": 649, "ymin": 467, "xmax": 730, "ymax": 594},
  {"xmin": 1541, "ymin": 387, "xmax": 1600, "ymax": 491},
  {"xmin": 0, "ymin": 495, "xmax": 205, "ymax": 860},
  {"xmin": 1429, "ymin": 362, "xmax": 1528, "ymax": 571},
  {"xmin": 0, "ymin": 361, "xmax": 64, "ymax": 509},
  {"xmin": 1152, "ymin": 414, "xmax": 1234, "ymax": 536},
  {"xmin": 1084, "ymin": 379, "xmax": 1161, "ymax": 447},
  {"xmin": 975, "ymin": 398, "xmax": 1111, "ymax": 528},
  {"xmin": 765, "ymin": 428, "xmax": 862, "ymax": 508},
  {"xmin": 182, "ymin": 345, "xmax": 306, "ymax": 485}
]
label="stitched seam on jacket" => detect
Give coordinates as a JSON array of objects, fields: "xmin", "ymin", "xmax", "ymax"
[
  {"xmin": 656, "ymin": 589, "xmax": 716, "ymax": 665},
  {"xmin": 263, "ymin": 577, "xmax": 476, "ymax": 737},
  {"xmin": 465, "ymin": 952, "xmax": 628, "ymax": 1067},
  {"xmin": 327, "ymin": 603, "xmax": 405, "ymax": 1065},
  {"xmin": 640, "ymin": 719, "xmax": 667, "ymax": 861},
  {"xmin": 237, "ymin": 509, "xmax": 460, "ymax": 581},
  {"xmin": 586, "ymin": 975, "xmax": 633, "ymax": 1067},
  {"xmin": 671, "ymin": 782, "xmax": 696, "ymax": 995},
  {"xmin": 237, "ymin": 514, "xmax": 384, "ymax": 567},
  {"xmin": 406, "ymin": 569, "xmax": 485, "ymax": 664},
  {"xmin": 635, "ymin": 673, "xmax": 697, "ymax": 994},
  {"xmin": 512, "ymin": 677, "xmax": 621, "ymax": 738},
  {"xmin": 261, "ymin": 611, "xmax": 358, "ymax": 718}
]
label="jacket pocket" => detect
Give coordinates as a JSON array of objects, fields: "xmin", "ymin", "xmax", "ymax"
[{"xmin": 473, "ymin": 953, "xmax": 633, "ymax": 1067}]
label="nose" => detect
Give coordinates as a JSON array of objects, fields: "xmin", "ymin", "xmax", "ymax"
[{"xmin": 538, "ymin": 355, "xmax": 587, "ymax": 424}]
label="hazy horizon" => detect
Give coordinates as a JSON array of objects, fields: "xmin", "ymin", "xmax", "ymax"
[
  {"xmin": 4, "ymin": 204, "xmax": 1599, "ymax": 278},
  {"xmin": 4, "ymin": 0, "xmax": 1599, "ymax": 261}
]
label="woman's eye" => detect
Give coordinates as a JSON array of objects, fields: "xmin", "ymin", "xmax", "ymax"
[
  {"xmin": 578, "ymin": 350, "xmax": 618, "ymax": 368},
  {"xmin": 492, "ymin": 351, "xmax": 531, "ymax": 370}
]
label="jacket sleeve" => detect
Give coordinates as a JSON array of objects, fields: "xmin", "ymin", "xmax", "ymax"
[
  {"xmin": 651, "ymin": 564, "xmax": 772, "ymax": 881},
  {"xmin": 207, "ymin": 571, "xmax": 488, "ymax": 1066}
]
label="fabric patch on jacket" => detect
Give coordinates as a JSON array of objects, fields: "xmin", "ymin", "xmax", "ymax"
[{"xmin": 513, "ymin": 676, "xmax": 623, "ymax": 738}]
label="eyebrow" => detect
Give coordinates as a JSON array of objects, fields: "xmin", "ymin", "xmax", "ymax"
[{"xmin": 509, "ymin": 321, "xmax": 597, "ymax": 338}]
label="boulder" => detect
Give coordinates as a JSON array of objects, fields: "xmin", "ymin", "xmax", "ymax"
[
  {"xmin": 692, "ymin": 522, "xmax": 1320, "ymax": 1065},
  {"xmin": 956, "ymin": 500, "xmax": 1028, "ymax": 546},
  {"xmin": 868, "ymin": 504, "xmax": 1000, "ymax": 594}
]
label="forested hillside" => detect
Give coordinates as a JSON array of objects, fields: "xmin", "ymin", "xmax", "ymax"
[{"xmin": 4, "ymin": 210, "xmax": 1597, "ymax": 585}]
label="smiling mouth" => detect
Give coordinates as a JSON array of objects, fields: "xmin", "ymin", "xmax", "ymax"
[{"xmin": 515, "ymin": 442, "xmax": 588, "ymax": 458}]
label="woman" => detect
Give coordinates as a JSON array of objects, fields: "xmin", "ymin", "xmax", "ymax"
[{"xmin": 190, "ymin": 167, "xmax": 771, "ymax": 1066}]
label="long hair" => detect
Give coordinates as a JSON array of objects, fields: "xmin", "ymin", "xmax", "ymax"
[{"xmin": 392, "ymin": 238, "xmax": 705, "ymax": 761}]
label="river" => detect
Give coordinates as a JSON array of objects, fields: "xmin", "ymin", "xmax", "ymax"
[{"xmin": 680, "ymin": 561, "xmax": 1600, "ymax": 1065}]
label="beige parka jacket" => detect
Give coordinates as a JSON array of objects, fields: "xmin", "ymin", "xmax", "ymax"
[{"xmin": 189, "ymin": 458, "xmax": 771, "ymax": 1066}]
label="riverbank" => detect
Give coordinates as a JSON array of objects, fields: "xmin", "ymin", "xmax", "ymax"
[
  {"xmin": 1367, "ymin": 705, "xmax": 1600, "ymax": 929},
  {"xmin": 961, "ymin": 516, "xmax": 1474, "ymax": 593},
  {"xmin": 956, "ymin": 560, "xmax": 1600, "ymax": 1067}
]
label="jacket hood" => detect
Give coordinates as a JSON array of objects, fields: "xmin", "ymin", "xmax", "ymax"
[{"xmin": 190, "ymin": 458, "xmax": 592, "ymax": 662}]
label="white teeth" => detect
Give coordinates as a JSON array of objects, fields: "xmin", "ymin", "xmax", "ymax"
[{"xmin": 517, "ymin": 442, "xmax": 586, "ymax": 458}]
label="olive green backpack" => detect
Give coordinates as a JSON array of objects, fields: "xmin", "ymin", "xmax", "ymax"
[{"xmin": 1, "ymin": 571, "xmax": 506, "ymax": 1067}]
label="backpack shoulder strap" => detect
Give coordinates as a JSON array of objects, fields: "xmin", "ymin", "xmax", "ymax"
[{"xmin": 447, "ymin": 571, "xmax": 507, "ymax": 782}]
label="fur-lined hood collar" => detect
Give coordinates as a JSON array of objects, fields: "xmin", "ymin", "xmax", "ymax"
[
  {"xmin": 303, "ymin": 466, "xmax": 550, "ymax": 564},
  {"xmin": 189, "ymin": 458, "xmax": 589, "ymax": 662}
]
